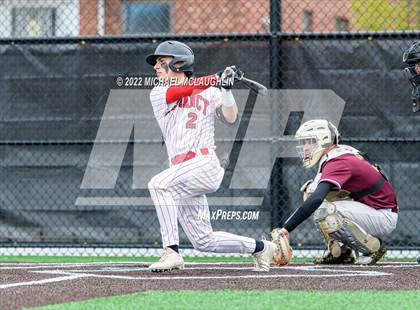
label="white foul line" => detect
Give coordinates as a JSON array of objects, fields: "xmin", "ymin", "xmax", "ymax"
[{"xmin": 0, "ymin": 274, "xmax": 85, "ymax": 289}]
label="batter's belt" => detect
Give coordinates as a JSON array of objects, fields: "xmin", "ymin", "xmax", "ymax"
[{"xmin": 171, "ymin": 148, "xmax": 209, "ymax": 165}]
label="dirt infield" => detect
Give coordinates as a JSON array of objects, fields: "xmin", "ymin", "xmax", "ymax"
[{"xmin": 1, "ymin": 262, "xmax": 419, "ymax": 309}]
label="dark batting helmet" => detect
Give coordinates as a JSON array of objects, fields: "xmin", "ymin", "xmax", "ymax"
[{"xmin": 146, "ymin": 41, "xmax": 194, "ymax": 76}]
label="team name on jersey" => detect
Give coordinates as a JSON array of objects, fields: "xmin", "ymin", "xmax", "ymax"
[{"xmin": 177, "ymin": 94, "xmax": 210, "ymax": 115}]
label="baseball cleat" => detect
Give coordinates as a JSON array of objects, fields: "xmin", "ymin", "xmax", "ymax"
[
  {"xmin": 315, "ymin": 247, "xmax": 355, "ymax": 265},
  {"xmin": 252, "ymin": 240, "xmax": 276, "ymax": 272},
  {"xmin": 149, "ymin": 247, "xmax": 185, "ymax": 272},
  {"xmin": 354, "ymin": 243, "xmax": 387, "ymax": 265}
]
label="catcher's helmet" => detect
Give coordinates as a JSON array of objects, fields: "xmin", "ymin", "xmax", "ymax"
[
  {"xmin": 146, "ymin": 41, "xmax": 194, "ymax": 76},
  {"xmin": 403, "ymin": 42, "xmax": 420, "ymax": 112},
  {"xmin": 295, "ymin": 119, "xmax": 340, "ymax": 169},
  {"xmin": 403, "ymin": 41, "xmax": 420, "ymax": 65}
]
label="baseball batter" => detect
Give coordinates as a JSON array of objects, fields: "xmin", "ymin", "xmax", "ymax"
[
  {"xmin": 146, "ymin": 41, "xmax": 276, "ymax": 272},
  {"xmin": 273, "ymin": 120, "xmax": 398, "ymax": 265}
]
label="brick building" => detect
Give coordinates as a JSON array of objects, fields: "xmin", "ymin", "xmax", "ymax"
[
  {"xmin": 79, "ymin": 0, "xmax": 349, "ymax": 36},
  {"xmin": 0, "ymin": 0, "xmax": 416, "ymax": 38},
  {"xmin": 281, "ymin": 0, "xmax": 353, "ymax": 32},
  {"xmin": 79, "ymin": 0, "xmax": 270, "ymax": 36}
]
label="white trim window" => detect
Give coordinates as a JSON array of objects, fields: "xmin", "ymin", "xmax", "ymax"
[
  {"xmin": 122, "ymin": 0, "xmax": 171, "ymax": 34},
  {"xmin": 336, "ymin": 17, "xmax": 349, "ymax": 32},
  {"xmin": 303, "ymin": 11, "xmax": 313, "ymax": 32},
  {"xmin": 0, "ymin": 0, "xmax": 79, "ymax": 38},
  {"xmin": 11, "ymin": 6, "xmax": 56, "ymax": 37}
]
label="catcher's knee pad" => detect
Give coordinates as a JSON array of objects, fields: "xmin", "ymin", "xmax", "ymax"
[
  {"xmin": 313, "ymin": 203, "xmax": 342, "ymax": 234},
  {"xmin": 314, "ymin": 203, "xmax": 380, "ymax": 255}
]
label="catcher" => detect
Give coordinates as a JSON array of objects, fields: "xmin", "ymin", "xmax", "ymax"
[{"xmin": 272, "ymin": 119, "xmax": 398, "ymax": 265}]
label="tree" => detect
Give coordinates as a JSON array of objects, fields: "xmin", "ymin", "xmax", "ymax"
[{"xmin": 352, "ymin": 0, "xmax": 418, "ymax": 31}]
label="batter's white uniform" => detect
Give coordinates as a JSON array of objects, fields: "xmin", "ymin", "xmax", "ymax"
[{"xmin": 148, "ymin": 86, "xmax": 256, "ymax": 253}]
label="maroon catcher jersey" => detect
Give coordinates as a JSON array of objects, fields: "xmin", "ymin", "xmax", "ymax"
[{"xmin": 320, "ymin": 153, "xmax": 398, "ymax": 212}]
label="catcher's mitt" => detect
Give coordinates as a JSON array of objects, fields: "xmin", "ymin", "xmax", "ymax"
[{"xmin": 271, "ymin": 228, "xmax": 293, "ymax": 265}]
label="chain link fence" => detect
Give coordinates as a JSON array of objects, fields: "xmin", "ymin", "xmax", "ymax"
[
  {"xmin": 0, "ymin": 0, "xmax": 418, "ymax": 37},
  {"xmin": 0, "ymin": 0, "xmax": 419, "ymax": 258}
]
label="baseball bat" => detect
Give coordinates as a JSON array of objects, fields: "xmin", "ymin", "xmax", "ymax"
[{"xmin": 239, "ymin": 77, "xmax": 268, "ymax": 96}]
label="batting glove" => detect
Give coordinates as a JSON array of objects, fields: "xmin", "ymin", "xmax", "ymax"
[{"xmin": 217, "ymin": 66, "xmax": 244, "ymax": 89}]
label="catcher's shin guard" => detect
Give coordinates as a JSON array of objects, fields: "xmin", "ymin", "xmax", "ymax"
[{"xmin": 313, "ymin": 202, "xmax": 380, "ymax": 255}]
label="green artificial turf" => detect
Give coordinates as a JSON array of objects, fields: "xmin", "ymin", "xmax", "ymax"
[
  {"xmin": 28, "ymin": 290, "xmax": 420, "ymax": 310},
  {"xmin": 0, "ymin": 255, "xmax": 413, "ymax": 263},
  {"xmin": 0, "ymin": 255, "xmax": 256, "ymax": 263}
]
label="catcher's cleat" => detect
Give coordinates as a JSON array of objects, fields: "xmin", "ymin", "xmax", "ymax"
[
  {"xmin": 315, "ymin": 247, "xmax": 355, "ymax": 265},
  {"xmin": 149, "ymin": 247, "xmax": 185, "ymax": 272},
  {"xmin": 252, "ymin": 240, "xmax": 276, "ymax": 272},
  {"xmin": 354, "ymin": 242, "xmax": 387, "ymax": 265}
]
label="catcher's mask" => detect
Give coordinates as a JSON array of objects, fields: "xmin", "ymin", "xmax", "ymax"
[
  {"xmin": 146, "ymin": 41, "xmax": 194, "ymax": 77},
  {"xmin": 403, "ymin": 42, "xmax": 420, "ymax": 113},
  {"xmin": 295, "ymin": 119, "xmax": 339, "ymax": 169}
]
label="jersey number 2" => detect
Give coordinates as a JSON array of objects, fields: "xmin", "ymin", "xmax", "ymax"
[{"xmin": 186, "ymin": 112, "xmax": 197, "ymax": 129}]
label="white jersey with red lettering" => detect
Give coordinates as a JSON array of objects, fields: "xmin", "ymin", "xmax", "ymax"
[
  {"xmin": 148, "ymin": 86, "xmax": 256, "ymax": 254},
  {"xmin": 149, "ymin": 86, "xmax": 220, "ymax": 160}
]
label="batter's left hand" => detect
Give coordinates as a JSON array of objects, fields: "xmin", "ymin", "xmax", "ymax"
[
  {"xmin": 230, "ymin": 66, "xmax": 244, "ymax": 81},
  {"xmin": 217, "ymin": 66, "xmax": 244, "ymax": 89}
]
